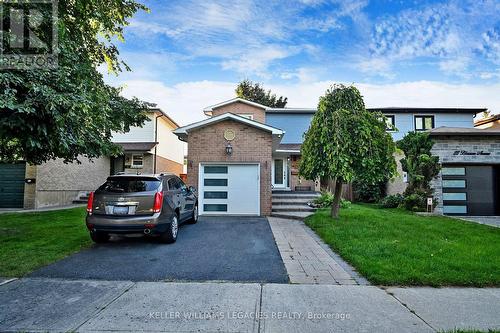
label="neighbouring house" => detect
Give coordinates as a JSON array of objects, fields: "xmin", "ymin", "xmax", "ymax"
[
  {"xmin": 475, "ymin": 113, "xmax": 500, "ymax": 129},
  {"xmin": 429, "ymin": 127, "xmax": 500, "ymax": 216},
  {"xmin": 174, "ymin": 97, "xmax": 496, "ymax": 217},
  {"xmin": 0, "ymin": 108, "xmax": 185, "ymax": 209}
]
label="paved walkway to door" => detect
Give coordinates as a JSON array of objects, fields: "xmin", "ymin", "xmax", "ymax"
[{"xmin": 268, "ymin": 217, "xmax": 369, "ymax": 285}]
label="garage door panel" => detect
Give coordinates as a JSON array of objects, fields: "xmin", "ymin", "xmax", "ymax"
[
  {"xmin": 200, "ymin": 164, "xmax": 259, "ymax": 215},
  {"xmin": 0, "ymin": 162, "xmax": 26, "ymax": 208}
]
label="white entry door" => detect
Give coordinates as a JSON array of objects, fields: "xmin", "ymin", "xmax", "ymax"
[
  {"xmin": 199, "ymin": 164, "xmax": 260, "ymax": 215},
  {"xmin": 272, "ymin": 158, "xmax": 287, "ymax": 189}
]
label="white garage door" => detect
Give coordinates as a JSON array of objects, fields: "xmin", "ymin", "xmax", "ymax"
[{"xmin": 199, "ymin": 164, "xmax": 260, "ymax": 215}]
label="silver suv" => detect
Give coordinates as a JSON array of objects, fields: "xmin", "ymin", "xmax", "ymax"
[{"xmin": 85, "ymin": 174, "xmax": 198, "ymax": 243}]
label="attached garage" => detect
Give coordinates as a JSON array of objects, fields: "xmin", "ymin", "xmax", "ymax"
[
  {"xmin": 0, "ymin": 162, "xmax": 26, "ymax": 208},
  {"xmin": 199, "ymin": 164, "xmax": 260, "ymax": 215}
]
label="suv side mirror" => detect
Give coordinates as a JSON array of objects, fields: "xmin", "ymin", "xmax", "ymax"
[{"xmin": 188, "ymin": 186, "xmax": 196, "ymax": 193}]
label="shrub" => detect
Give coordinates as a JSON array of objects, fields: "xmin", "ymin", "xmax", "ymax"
[
  {"xmin": 340, "ymin": 199, "xmax": 352, "ymax": 209},
  {"xmin": 380, "ymin": 194, "xmax": 404, "ymax": 208},
  {"xmin": 402, "ymin": 193, "xmax": 427, "ymax": 212},
  {"xmin": 314, "ymin": 191, "xmax": 333, "ymax": 207},
  {"xmin": 353, "ymin": 179, "xmax": 387, "ymax": 203},
  {"xmin": 313, "ymin": 191, "xmax": 351, "ymax": 209}
]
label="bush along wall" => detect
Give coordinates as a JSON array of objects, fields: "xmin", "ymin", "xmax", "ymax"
[{"xmin": 396, "ymin": 132, "xmax": 441, "ymax": 212}]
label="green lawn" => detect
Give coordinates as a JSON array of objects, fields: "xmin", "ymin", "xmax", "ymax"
[
  {"xmin": 0, "ymin": 207, "xmax": 91, "ymax": 277},
  {"xmin": 305, "ymin": 204, "xmax": 500, "ymax": 287}
]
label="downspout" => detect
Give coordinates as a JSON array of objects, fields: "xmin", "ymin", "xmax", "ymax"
[{"xmin": 154, "ymin": 113, "xmax": 164, "ymax": 174}]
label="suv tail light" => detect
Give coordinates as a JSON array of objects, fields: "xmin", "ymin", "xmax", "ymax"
[
  {"xmin": 87, "ymin": 192, "xmax": 94, "ymax": 214},
  {"xmin": 153, "ymin": 192, "xmax": 163, "ymax": 213}
]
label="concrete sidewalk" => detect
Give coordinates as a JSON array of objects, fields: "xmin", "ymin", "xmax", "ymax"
[{"xmin": 1, "ymin": 278, "xmax": 499, "ymax": 332}]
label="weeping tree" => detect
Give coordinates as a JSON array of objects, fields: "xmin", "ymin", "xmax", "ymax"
[{"xmin": 299, "ymin": 84, "xmax": 397, "ymax": 218}]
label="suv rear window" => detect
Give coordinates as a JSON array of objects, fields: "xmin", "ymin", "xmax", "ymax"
[{"xmin": 98, "ymin": 177, "xmax": 161, "ymax": 193}]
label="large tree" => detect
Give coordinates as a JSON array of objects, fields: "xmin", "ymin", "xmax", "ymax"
[
  {"xmin": 0, "ymin": 0, "xmax": 150, "ymax": 164},
  {"xmin": 299, "ymin": 84, "xmax": 397, "ymax": 218},
  {"xmin": 235, "ymin": 79, "xmax": 287, "ymax": 108}
]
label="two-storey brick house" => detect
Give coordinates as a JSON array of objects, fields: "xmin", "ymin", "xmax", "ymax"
[{"xmin": 174, "ymin": 98, "xmax": 499, "ymax": 217}]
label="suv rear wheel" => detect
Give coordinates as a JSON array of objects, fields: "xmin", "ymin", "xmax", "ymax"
[
  {"xmin": 159, "ymin": 214, "xmax": 178, "ymax": 243},
  {"xmin": 90, "ymin": 231, "xmax": 110, "ymax": 243}
]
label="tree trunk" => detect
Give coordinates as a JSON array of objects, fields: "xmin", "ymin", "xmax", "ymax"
[{"xmin": 330, "ymin": 179, "xmax": 343, "ymax": 219}]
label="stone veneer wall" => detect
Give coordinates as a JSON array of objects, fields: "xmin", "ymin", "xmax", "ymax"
[
  {"xmin": 186, "ymin": 119, "xmax": 273, "ymax": 215},
  {"xmin": 35, "ymin": 157, "xmax": 110, "ymax": 208},
  {"xmin": 430, "ymin": 135, "xmax": 500, "ymax": 214},
  {"xmin": 211, "ymin": 102, "xmax": 266, "ymax": 123}
]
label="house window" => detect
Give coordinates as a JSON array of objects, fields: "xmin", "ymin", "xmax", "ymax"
[
  {"xmin": 238, "ymin": 114, "xmax": 254, "ymax": 120},
  {"xmin": 384, "ymin": 115, "xmax": 396, "ymax": 131},
  {"xmin": 415, "ymin": 115, "xmax": 435, "ymax": 131},
  {"xmin": 131, "ymin": 154, "xmax": 144, "ymax": 168}
]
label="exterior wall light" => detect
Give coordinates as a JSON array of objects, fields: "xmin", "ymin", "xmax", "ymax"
[{"xmin": 225, "ymin": 143, "xmax": 233, "ymax": 155}]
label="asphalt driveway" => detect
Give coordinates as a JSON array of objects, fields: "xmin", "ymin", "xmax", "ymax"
[{"xmin": 30, "ymin": 216, "xmax": 288, "ymax": 283}]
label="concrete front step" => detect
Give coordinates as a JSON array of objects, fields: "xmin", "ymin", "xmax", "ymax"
[
  {"xmin": 272, "ymin": 205, "xmax": 316, "ymax": 212},
  {"xmin": 272, "ymin": 199, "xmax": 314, "ymax": 205},
  {"xmin": 272, "ymin": 195, "xmax": 319, "ymax": 200},
  {"xmin": 270, "ymin": 211, "xmax": 315, "ymax": 220}
]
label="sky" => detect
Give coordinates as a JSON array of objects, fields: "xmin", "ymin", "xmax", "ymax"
[{"xmin": 104, "ymin": 0, "xmax": 500, "ymax": 125}]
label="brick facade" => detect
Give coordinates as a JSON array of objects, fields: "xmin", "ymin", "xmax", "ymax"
[
  {"xmin": 211, "ymin": 102, "xmax": 266, "ymax": 123},
  {"xmin": 186, "ymin": 119, "xmax": 273, "ymax": 215},
  {"xmin": 155, "ymin": 155, "xmax": 184, "ymax": 175}
]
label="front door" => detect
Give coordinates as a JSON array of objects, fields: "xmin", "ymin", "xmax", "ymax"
[{"xmin": 272, "ymin": 158, "xmax": 287, "ymax": 189}]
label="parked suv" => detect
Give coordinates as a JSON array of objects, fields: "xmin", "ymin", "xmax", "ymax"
[{"xmin": 86, "ymin": 174, "xmax": 198, "ymax": 243}]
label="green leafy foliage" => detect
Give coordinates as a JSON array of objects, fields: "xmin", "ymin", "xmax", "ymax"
[
  {"xmin": 397, "ymin": 132, "xmax": 441, "ymax": 211},
  {"xmin": 313, "ymin": 191, "xmax": 351, "ymax": 209},
  {"xmin": 299, "ymin": 84, "xmax": 397, "ymax": 217},
  {"xmin": 235, "ymin": 79, "xmax": 287, "ymax": 108},
  {"xmin": 380, "ymin": 194, "xmax": 404, "ymax": 208},
  {"xmin": 353, "ymin": 179, "xmax": 387, "ymax": 203},
  {"xmin": 0, "ymin": 0, "xmax": 151, "ymax": 164}
]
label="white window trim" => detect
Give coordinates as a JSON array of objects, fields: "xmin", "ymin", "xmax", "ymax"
[
  {"xmin": 237, "ymin": 113, "xmax": 254, "ymax": 120},
  {"xmin": 131, "ymin": 154, "xmax": 144, "ymax": 168}
]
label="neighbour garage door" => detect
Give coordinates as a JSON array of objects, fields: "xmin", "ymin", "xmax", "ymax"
[
  {"xmin": 199, "ymin": 164, "xmax": 260, "ymax": 215},
  {"xmin": 0, "ymin": 162, "xmax": 26, "ymax": 208}
]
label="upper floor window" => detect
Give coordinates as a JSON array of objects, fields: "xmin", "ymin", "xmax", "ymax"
[
  {"xmin": 384, "ymin": 115, "xmax": 396, "ymax": 131},
  {"xmin": 237, "ymin": 114, "xmax": 254, "ymax": 120},
  {"xmin": 415, "ymin": 115, "xmax": 435, "ymax": 131}
]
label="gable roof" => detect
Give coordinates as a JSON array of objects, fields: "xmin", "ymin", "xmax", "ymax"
[
  {"xmin": 173, "ymin": 112, "xmax": 285, "ymax": 141},
  {"xmin": 203, "ymin": 98, "xmax": 268, "ymax": 116},
  {"xmin": 147, "ymin": 108, "xmax": 180, "ymax": 129}
]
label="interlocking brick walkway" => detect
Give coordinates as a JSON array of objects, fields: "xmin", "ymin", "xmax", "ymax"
[{"xmin": 268, "ymin": 217, "xmax": 369, "ymax": 285}]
